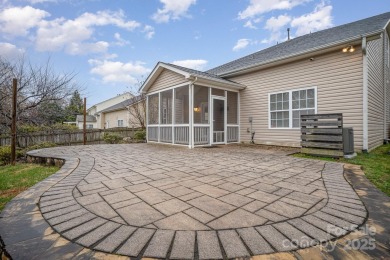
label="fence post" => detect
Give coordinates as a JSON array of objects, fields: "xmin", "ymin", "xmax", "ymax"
[{"xmin": 11, "ymin": 78, "xmax": 17, "ymax": 166}]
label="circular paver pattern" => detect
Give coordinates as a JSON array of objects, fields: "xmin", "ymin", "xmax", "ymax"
[{"xmin": 29, "ymin": 144, "xmax": 367, "ymax": 259}]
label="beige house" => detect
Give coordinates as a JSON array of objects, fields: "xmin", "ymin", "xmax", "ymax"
[
  {"xmin": 99, "ymin": 95, "xmax": 145, "ymax": 129},
  {"xmin": 87, "ymin": 92, "xmax": 133, "ymax": 129},
  {"xmin": 76, "ymin": 115, "xmax": 97, "ymax": 129},
  {"xmin": 141, "ymin": 12, "xmax": 390, "ymax": 152}
]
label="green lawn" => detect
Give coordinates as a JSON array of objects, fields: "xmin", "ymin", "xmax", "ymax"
[
  {"xmin": 292, "ymin": 144, "xmax": 390, "ymax": 196},
  {"xmin": 0, "ymin": 163, "xmax": 59, "ymax": 212}
]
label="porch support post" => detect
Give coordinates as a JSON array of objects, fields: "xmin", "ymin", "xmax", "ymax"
[
  {"xmin": 189, "ymin": 84, "xmax": 193, "ymax": 148},
  {"xmin": 172, "ymin": 88, "xmax": 175, "ymax": 144},
  {"xmin": 224, "ymin": 90, "xmax": 227, "ymax": 144},
  {"xmin": 238, "ymin": 91, "xmax": 241, "ymax": 143},
  {"xmin": 209, "ymin": 87, "xmax": 212, "ymax": 146},
  {"xmin": 146, "ymin": 95, "xmax": 149, "ymax": 143},
  {"xmin": 158, "ymin": 92, "xmax": 161, "ymax": 143}
]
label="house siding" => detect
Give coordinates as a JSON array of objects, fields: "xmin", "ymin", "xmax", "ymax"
[
  {"xmin": 148, "ymin": 69, "xmax": 188, "ymax": 93},
  {"xmin": 228, "ymin": 47, "xmax": 364, "ymax": 150},
  {"xmin": 103, "ymin": 109, "xmax": 129, "ymax": 128},
  {"xmin": 367, "ymin": 38, "xmax": 385, "ymax": 150}
]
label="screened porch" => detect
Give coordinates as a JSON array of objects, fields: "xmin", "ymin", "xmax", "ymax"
[{"xmin": 146, "ymin": 84, "xmax": 240, "ymax": 148}]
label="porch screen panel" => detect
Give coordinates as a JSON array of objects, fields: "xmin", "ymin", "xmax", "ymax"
[
  {"xmin": 227, "ymin": 91, "xmax": 238, "ymax": 124},
  {"xmin": 175, "ymin": 86, "xmax": 189, "ymax": 124},
  {"xmin": 193, "ymin": 85, "xmax": 209, "ymax": 124},
  {"xmin": 148, "ymin": 94, "xmax": 159, "ymax": 124},
  {"xmin": 160, "ymin": 90, "xmax": 173, "ymax": 124}
]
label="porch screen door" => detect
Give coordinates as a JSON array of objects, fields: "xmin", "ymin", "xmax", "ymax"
[{"xmin": 212, "ymin": 98, "xmax": 225, "ymax": 143}]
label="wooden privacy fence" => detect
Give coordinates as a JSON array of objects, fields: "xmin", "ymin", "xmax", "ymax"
[
  {"xmin": 301, "ymin": 113, "xmax": 343, "ymax": 157},
  {"xmin": 0, "ymin": 128, "xmax": 140, "ymax": 148}
]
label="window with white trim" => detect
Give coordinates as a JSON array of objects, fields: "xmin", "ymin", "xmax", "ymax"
[
  {"xmin": 270, "ymin": 92, "xmax": 289, "ymax": 128},
  {"xmin": 118, "ymin": 119, "xmax": 124, "ymax": 127},
  {"xmin": 269, "ymin": 87, "xmax": 316, "ymax": 129}
]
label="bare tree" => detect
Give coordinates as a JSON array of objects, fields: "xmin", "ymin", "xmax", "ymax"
[
  {"xmin": 127, "ymin": 94, "xmax": 146, "ymax": 129},
  {"xmin": 126, "ymin": 78, "xmax": 146, "ymax": 129},
  {"xmin": 0, "ymin": 57, "xmax": 80, "ymax": 132}
]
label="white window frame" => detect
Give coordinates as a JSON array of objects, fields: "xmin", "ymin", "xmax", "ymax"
[
  {"xmin": 117, "ymin": 119, "xmax": 124, "ymax": 127},
  {"xmin": 268, "ymin": 86, "xmax": 317, "ymax": 129}
]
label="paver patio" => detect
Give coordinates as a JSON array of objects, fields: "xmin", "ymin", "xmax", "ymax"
[{"xmin": 0, "ymin": 144, "xmax": 370, "ymax": 259}]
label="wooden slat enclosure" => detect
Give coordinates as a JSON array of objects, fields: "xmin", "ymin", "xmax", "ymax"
[{"xmin": 301, "ymin": 113, "xmax": 343, "ymax": 157}]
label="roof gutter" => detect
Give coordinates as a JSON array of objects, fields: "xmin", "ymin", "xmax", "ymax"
[
  {"xmin": 219, "ymin": 30, "xmax": 384, "ymax": 78},
  {"xmin": 186, "ymin": 74, "xmax": 245, "ymax": 90}
]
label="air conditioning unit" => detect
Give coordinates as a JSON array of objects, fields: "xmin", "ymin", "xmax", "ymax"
[{"xmin": 343, "ymin": 127, "xmax": 354, "ymax": 155}]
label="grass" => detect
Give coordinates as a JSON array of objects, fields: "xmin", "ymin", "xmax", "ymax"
[
  {"xmin": 292, "ymin": 144, "xmax": 390, "ymax": 196},
  {"xmin": 0, "ymin": 163, "xmax": 59, "ymax": 212}
]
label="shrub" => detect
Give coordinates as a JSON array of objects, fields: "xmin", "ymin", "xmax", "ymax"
[
  {"xmin": 25, "ymin": 142, "xmax": 57, "ymax": 152},
  {"xmin": 133, "ymin": 130, "xmax": 146, "ymax": 141},
  {"xmin": 18, "ymin": 124, "xmax": 41, "ymax": 134},
  {"xmin": 0, "ymin": 146, "xmax": 24, "ymax": 165},
  {"xmin": 18, "ymin": 123, "xmax": 78, "ymax": 134},
  {"xmin": 103, "ymin": 133, "xmax": 122, "ymax": 144},
  {"xmin": 49, "ymin": 123, "xmax": 78, "ymax": 131}
]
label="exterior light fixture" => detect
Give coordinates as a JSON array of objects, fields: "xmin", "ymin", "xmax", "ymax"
[
  {"xmin": 342, "ymin": 45, "xmax": 355, "ymax": 53},
  {"xmin": 193, "ymin": 107, "xmax": 201, "ymax": 112}
]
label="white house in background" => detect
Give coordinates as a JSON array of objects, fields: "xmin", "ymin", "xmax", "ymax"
[{"xmin": 85, "ymin": 92, "xmax": 133, "ymax": 129}]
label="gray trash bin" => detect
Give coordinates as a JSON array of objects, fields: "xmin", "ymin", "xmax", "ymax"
[{"xmin": 343, "ymin": 127, "xmax": 354, "ymax": 155}]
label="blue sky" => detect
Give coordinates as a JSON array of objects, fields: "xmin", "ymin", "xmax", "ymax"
[{"xmin": 1, "ymin": 0, "xmax": 389, "ymax": 106}]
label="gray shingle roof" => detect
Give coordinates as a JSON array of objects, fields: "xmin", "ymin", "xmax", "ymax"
[
  {"xmin": 207, "ymin": 12, "xmax": 390, "ymax": 76},
  {"xmin": 100, "ymin": 95, "xmax": 145, "ymax": 113},
  {"xmin": 76, "ymin": 115, "xmax": 96, "ymax": 122},
  {"xmin": 162, "ymin": 62, "xmax": 243, "ymax": 86}
]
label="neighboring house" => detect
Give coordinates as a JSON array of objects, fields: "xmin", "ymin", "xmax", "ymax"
[
  {"xmin": 141, "ymin": 12, "xmax": 390, "ymax": 152},
  {"xmin": 99, "ymin": 95, "xmax": 145, "ymax": 129},
  {"xmin": 87, "ymin": 92, "xmax": 133, "ymax": 129},
  {"xmin": 76, "ymin": 115, "xmax": 97, "ymax": 129}
]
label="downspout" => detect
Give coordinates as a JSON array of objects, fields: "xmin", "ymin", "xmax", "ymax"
[
  {"xmin": 362, "ymin": 36, "xmax": 369, "ymax": 152},
  {"xmin": 384, "ymin": 32, "xmax": 388, "ymax": 143}
]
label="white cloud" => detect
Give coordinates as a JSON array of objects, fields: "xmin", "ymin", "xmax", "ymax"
[
  {"xmin": 88, "ymin": 59, "xmax": 151, "ymax": 84},
  {"xmin": 291, "ymin": 1, "xmax": 332, "ymax": 36},
  {"xmin": 260, "ymin": 1, "xmax": 333, "ymax": 44},
  {"xmin": 172, "ymin": 59, "xmax": 208, "ymax": 70},
  {"xmin": 0, "ymin": 42, "xmax": 25, "ymax": 59},
  {"xmin": 152, "ymin": 0, "xmax": 196, "ymax": 23},
  {"xmin": 35, "ymin": 10, "xmax": 140, "ymax": 54},
  {"xmin": 113, "ymin": 33, "xmax": 130, "ymax": 46},
  {"xmin": 238, "ymin": 0, "xmax": 310, "ymax": 19},
  {"xmin": 262, "ymin": 14, "xmax": 292, "ymax": 42},
  {"xmin": 244, "ymin": 20, "xmax": 257, "ymax": 29},
  {"xmin": 265, "ymin": 14, "xmax": 291, "ymax": 31},
  {"xmin": 233, "ymin": 39, "xmax": 251, "ymax": 51},
  {"xmin": 142, "ymin": 25, "xmax": 155, "ymax": 39},
  {"xmin": 66, "ymin": 41, "xmax": 109, "ymax": 55},
  {"xmin": 25, "ymin": 0, "xmax": 57, "ymax": 4},
  {"xmin": 0, "ymin": 6, "xmax": 49, "ymax": 36}
]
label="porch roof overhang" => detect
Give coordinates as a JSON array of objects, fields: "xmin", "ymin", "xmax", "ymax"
[{"xmin": 139, "ymin": 62, "xmax": 246, "ymax": 94}]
